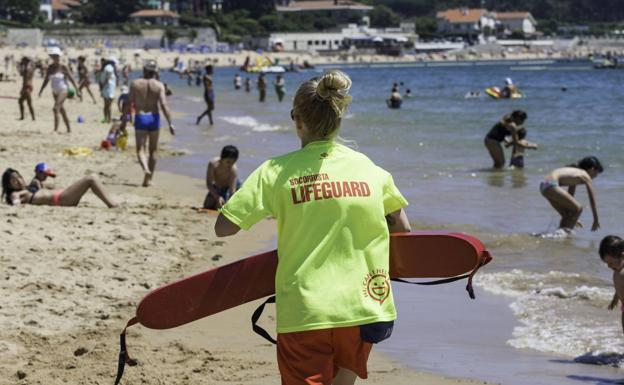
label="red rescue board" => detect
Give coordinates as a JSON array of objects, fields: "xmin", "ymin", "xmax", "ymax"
[{"xmin": 135, "ymin": 231, "xmax": 492, "ymax": 330}]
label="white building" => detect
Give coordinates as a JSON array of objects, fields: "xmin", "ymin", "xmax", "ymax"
[
  {"xmin": 436, "ymin": 8, "xmax": 496, "ymax": 41},
  {"xmin": 267, "ymin": 24, "xmax": 416, "ymax": 52},
  {"xmin": 40, "ymin": 0, "xmax": 79, "ymax": 23},
  {"xmin": 495, "ymin": 12, "xmax": 537, "ymax": 36}
]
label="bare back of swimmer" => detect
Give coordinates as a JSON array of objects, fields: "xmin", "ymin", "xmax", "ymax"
[{"xmin": 126, "ymin": 61, "xmax": 174, "ymax": 187}]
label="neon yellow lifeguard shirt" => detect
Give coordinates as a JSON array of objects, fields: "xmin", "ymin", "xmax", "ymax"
[{"xmin": 220, "ymin": 140, "xmax": 408, "ymax": 333}]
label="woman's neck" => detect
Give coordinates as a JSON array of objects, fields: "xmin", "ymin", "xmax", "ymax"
[{"xmin": 301, "ymin": 135, "xmax": 331, "ymax": 148}]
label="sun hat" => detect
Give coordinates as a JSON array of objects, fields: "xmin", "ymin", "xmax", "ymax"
[
  {"xmin": 505, "ymin": 77, "xmax": 513, "ymax": 85},
  {"xmin": 48, "ymin": 46, "xmax": 62, "ymax": 57},
  {"xmin": 107, "ymin": 56, "xmax": 119, "ymax": 65},
  {"xmin": 143, "ymin": 59, "xmax": 158, "ymax": 72},
  {"xmin": 120, "ymin": 85, "xmax": 129, "ymax": 94},
  {"xmin": 34, "ymin": 162, "xmax": 56, "ymax": 177}
]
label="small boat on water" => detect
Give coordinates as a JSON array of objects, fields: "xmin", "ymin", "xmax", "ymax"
[{"xmin": 592, "ymin": 56, "xmax": 624, "ymax": 69}]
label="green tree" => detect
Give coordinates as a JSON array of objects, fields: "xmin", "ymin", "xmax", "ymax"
[
  {"xmin": 80, "ymin": 0, "xmax": 147, "ymax": 24},
  {"xmin": 222, "ymin": 0, "xmax": 275, "ymax": 19},
  {"xmin": 0, "ymin": 0, "xmax": 41, "ymax": 24},
  {"xmin": 370, "ymin": 5, "xmax": 400, "ymax": 28},
  {"xmin": 164, "ymin": 27, "xmax": 180, "ymax": 47}
]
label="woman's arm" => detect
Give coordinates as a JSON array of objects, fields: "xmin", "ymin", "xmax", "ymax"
[
  {"xmin": 215, "ymin": 213, "xmax": 240, "ymax": 237},
  {"xmin": 10, "ymin": 192, "xmax": 21, "ymax": 206},
  {"xmin": 38, "ymin": 68, "xmax": 51, "ymax": 96},
  {"xmin": 506, "ymin": 122, "xmax": 520, "ymax": 146},
  {"xmin": 583, "ymin": 176, "xmax": 600, "ymax": 231},
  {"xmin": 386, "ymin": 208, "xmax": 411, "ymax": 233}
]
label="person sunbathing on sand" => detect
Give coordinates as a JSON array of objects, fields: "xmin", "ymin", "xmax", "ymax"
[
  {"xmin": 540, "ymin": 156, "xmax": 602, "ymax": 232},
  {"xmin": 2, "ymin": 168, "xmax": 117, "ymax": 208}
]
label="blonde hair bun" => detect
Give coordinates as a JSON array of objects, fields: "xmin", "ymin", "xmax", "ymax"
[{"xmin": 316, "ymin": 70, "xmax": 352, "ymax": 117}]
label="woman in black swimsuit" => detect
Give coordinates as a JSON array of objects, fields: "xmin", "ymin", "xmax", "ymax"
[{"xmin": 484, "ymin": 110, "xmax": 527, "ymax": 169}]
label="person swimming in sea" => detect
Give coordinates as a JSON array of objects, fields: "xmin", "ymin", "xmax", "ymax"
[
  {"xmin": 2, "ymin": 168, "xmax": 117, "ymax": 208},
  {"xmin": 540, "ymin": 156, "xmax": 602, "ymax": 232}
]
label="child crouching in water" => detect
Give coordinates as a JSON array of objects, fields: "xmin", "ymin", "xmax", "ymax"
[
  {"xmin": 505, "ymin": 127, "xmax": 537, "ymax": 168},
  {"xmin": 203, "ymin": 145, "xmax": 240, "ymax": 209},
  {"xmin": 540, "ymin": 156, "xmax": 602, "ymax": 232},
  {"xmin": 599, "ymin": 235, "xmax": 624, "ymax": 333}
]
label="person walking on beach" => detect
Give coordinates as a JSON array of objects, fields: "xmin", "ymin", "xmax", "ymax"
[
  {"xmin": 274, "ymin": 74, "xmax": 286, "ymax": 102},
  {"xmin": 77, "ymin": 56, "xmax": 97, "ymax": 104},
  {"xmin": 100, "ymin": 57, "xmax": 118, "ymax": 123},
  {"xmin": 540, "ymin": 156, "xmax": 602, "ymax": 233},
  {"xmin": 2, "ymin": 168, "xmax": 117, "ymax": 208},
  {"xmin": 38, "ymin": 47, "xmax": 80, "ymax": 133},
  {"xmin": 599, "ymin": 235, "xmax": 624, "ymax": 333},
  {"xmin": 484, "ymin": 110, "xmax": 526, "ymax": 169},
  {"xmin": 244, "ymin": 77, "xmax": 251, "ymax": 93},
  {"xmin": 18, "ymin": 56, "xmax": 35, "ymax": 121},
  {"xmin": 125, "ymin": 60, "xmax": 175, "ymax": 187},
  {"xmin": 196, "ymin": 65, "xmax": 215, "ymax": 126},
  {"xmin": 215, "ymin": 70, "xmax": 411, "ymax": 385},
  {"xmin": 234, "ymin": 73, "xmax": 242, "ymax": 90},
  {"xmin": 257, "ymin": 73, "xmax": 267, "ymax": 102}
]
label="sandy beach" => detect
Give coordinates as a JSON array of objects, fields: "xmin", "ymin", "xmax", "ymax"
[{"xmin": 0, "ymin": 70, "xmax": 497, "ymax": 383}]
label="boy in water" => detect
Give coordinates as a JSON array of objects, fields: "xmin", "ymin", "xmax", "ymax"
[
  {"xmin": 599, "ymin": 235, "xmax": 624, "ymax": 333},
  {"xmin": 203, "ymin": 145, "xmax": 240, "ymax": 210},
  {"xmin": 504, "ymin": 127, "xmax": 538, "ymax": 168}
]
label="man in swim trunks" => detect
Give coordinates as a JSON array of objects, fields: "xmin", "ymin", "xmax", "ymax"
[
  {"xmin": 196, "ymin": 65, "xmax": 215, "ymax": 125},
  {"xmin": 18, "ymin": 56, "xmax": 35, "ymax": 121},
  {"xmin": 125, "ymin": 60, "xmax": 174, "ymax": 187},
  {"xmin": 599, "ymin": 236, "xmax": 624, "ymax": 333}
]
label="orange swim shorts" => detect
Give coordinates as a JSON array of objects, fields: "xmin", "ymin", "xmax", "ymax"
[{"xmin": 277, "ymin": 326, "xmax": 373, "ymax": 385}]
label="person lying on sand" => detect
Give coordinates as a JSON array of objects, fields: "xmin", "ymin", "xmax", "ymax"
[{"xmin": 2, "ymin": 168, "xmax": 117, "ymax": 208}]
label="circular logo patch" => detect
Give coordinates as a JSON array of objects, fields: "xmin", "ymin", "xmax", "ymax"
[{"xmin": 363, "ymin": 270, "xmax": 390, "ymax": 305}]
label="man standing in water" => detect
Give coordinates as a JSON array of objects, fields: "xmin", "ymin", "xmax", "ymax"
[
  {"xmin": 18, "ymin": 56, "xmax": 35, "ymax": 121},
  {"xmin": 125, "ymin": 60, "xmax": 175, "ymax": 187},
  {"xmin": 257, "ymin": 73, "xmax": 267, "ymax": 102},
  {"xmin": 196, "ymin": 65, "xmax": 215, "ymax": 126}
]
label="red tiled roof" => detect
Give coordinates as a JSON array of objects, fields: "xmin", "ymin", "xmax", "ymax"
[
  {"xmin": 129, "ymin": 9, "xmax": 181, "ymax": 18},
  {"xmin": 436, "ymin": 8, "xmax": 488, "ymax": 23},
  {"xmin": 496, "ymin": 12, "xmax": 532, "ymax": 20},
  {"xmin": 52, "ymin": 0, "xmax": 80, "ymax": 11},
  {"xmin": 276, "ymin": 0, "xmax": 372, "ymax": 12}
]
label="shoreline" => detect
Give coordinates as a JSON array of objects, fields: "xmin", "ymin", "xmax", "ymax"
[
  {"xmin": 0, "ymin": 46, "xmax": 594, "ymax": 75},
  {"xmin": 0, "ymin": 68, "xmax": 494, "ymax": 384}
]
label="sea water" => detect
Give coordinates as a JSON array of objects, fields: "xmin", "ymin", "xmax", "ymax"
[{"xmin": 156, "ymin": 60, "xmax": 624, "ymax": 384}]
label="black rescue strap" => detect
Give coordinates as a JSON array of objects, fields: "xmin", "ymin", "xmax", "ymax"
[
  {"xmin": 114, "ymin": 317, "xmax": 139, "ymax": 385},
  {"xmin": 251, "ymin": 256, "xmax": 490, "ymax": 344},
  {"xmin": 251, "ymin": 296, "xmax": 277, "ymax": 344}
]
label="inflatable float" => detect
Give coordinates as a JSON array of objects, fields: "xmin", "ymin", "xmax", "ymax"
[
  {"xmin": 485, "ymin": 86, "xmax": 523, "ymax": 99},
  {"xmin": 113, "ymin": 231, "xmax": 492, "ymax": 384}
]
